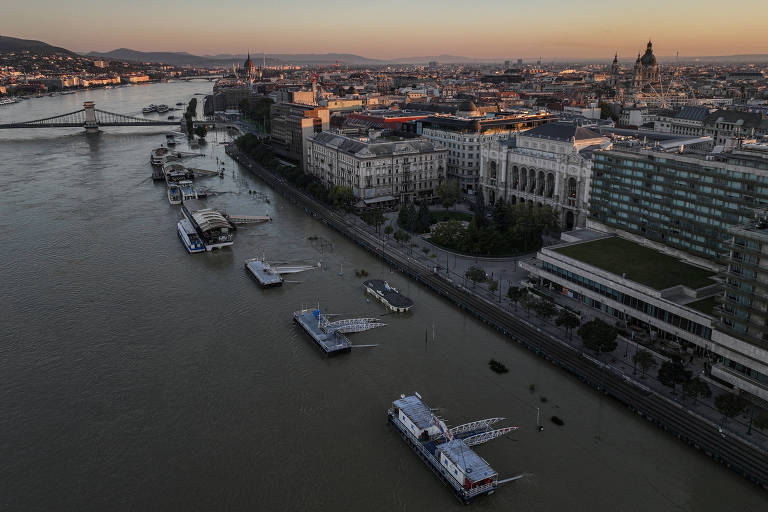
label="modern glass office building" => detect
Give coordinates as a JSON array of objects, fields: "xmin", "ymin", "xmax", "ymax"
[{"xmin": 590, "ymin": 145, "xmax": 768, "ymax": 262}]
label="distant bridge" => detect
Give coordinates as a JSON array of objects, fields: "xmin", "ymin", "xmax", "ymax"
[{"xmin": 0, "ymin": 101, "xmax": 181, "ymax": 133}]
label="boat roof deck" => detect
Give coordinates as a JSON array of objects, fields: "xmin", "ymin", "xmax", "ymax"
[
  {"xmin": 364, "ymin": 279, "xmax": 414, "ymax": 308},
  {"xmin": 294, "ymin": 309, "xmax": 351, "ymax": 354},
  {"xmin": 393, "ymin": 395, "xmax": 435, "ymax": 430},
  {"xmin": 439, "ymin": 439, "xmax": 497, "ymax": 482}
]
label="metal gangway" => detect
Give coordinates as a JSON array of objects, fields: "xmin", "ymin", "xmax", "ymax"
[{"xmin": 320, "ymin": 316, "xmax": 385, "ymax": 334}]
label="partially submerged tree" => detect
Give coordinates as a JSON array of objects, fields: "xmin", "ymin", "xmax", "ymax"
[{"xmin": 577, "ymin": 319, "xmax": 618, "ymax": 354}]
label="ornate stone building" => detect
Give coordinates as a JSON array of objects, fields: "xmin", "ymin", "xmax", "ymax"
[
  {"xmin": 632, "ymin": 41, "xmax": 659, "ymax": 92},
  {"xmin": 479, "ymin": 122, "xmax": 610, "ymax": 230}
]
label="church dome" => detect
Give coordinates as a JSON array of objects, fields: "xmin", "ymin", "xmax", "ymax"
[
  {"xmin": 640, "ymin": 41, "xmax": 656, "ymax": 66},
  {"xmin": 244, "ymin": 52, "xmax": 255, "ymax": 70}
]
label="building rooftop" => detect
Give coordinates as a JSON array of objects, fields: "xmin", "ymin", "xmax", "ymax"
[
  {"xmin": 552, "ymin": 237, "xmax": 717, "ymax": 290},
  {"xmin": 522, "ymin": 121, "xmax": 602, "ymax": 142},
  {"xmin": 687, "ymin": 296, "xmax": 718, "ymax": 316},
  {"xmin": 310, "ymin": 131, "xmax": 445, "ymax": 158},
  {"xmin": 676, "ymin": 106, "xmax": 710, "ymax": 122}
]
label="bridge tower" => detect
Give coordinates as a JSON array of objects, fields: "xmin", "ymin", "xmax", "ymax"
[{"xmin": 83, "ymin": 101, "xmax": 99, "ymax": 133}]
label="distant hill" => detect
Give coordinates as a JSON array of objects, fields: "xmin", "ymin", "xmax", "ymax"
[
  {"xmin": 89, "ymin": 49, "xmax": 384, "ymax": 66},
  {"xmin": 0, "ymin": 35, "xmax": 78, "ymax": 56},
  {"xmin": 390, "ymin": 55, "xmax": 482, "ymax": 64},
  {"xmin": 86, "ymin": 48, "xmax": 219, "ymax": 66}
]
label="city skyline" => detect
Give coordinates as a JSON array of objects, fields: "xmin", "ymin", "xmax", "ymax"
[{"xmin": 3, "ymin": 0, "xmax": 768, "ymax": 59}]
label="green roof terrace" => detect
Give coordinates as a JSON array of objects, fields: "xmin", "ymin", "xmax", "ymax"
[{"xmin": 552, "ymin": 237, "xmax": 717, "ymax": 291}]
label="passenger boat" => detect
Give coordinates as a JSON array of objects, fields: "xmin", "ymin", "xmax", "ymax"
[
  {"xmin": 150, "ymin": 146, "xmax": 171, "ymax": 165},
  {"xmin": 178, "ymin": 180, "xmax": 201, "ymax": 202},
  {"xmin": 0, "ymin": 97, "xmax": 17, "ymax": 106},
  {"xmin": 181, "ymin": 203, "xmax": 235, "ymax": 251},
  {"xmin": 142, "ymin": 104, "xmax": 157, "ymax": 114},
  {"xmin": 163, "ymin": 162, "xmax": 193, "ymax": 184},
  {"xmin": 177, "ymin": 218, "xmax": 205, "ymax": 253},
  {"xmin": 167, "ymin": 183, "xmax": 183, "ymax": 205},
  {"xmin": 388, "ymin": 394, "xmax": 520, "ymax": 503},
  {"xmin": 157, "ymin": 104, "xmax": 170, "ymax": 113}
]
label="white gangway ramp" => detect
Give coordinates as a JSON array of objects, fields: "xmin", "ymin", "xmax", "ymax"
[
  {"xmin": 269, "ymin": 263, "xmax": 320, "ymax": 274},
  {"xmin": 438, "ymin": 418, "xmax": 506, "ymax": 439},
  {"xmin": 321, "ymin": 317, "xmax": 385, "ymax": 334},
  {"xmin": 227, "ymin": 214, "xmax": 272, "ymax": 225},
  {"xmin": 462, "ymin": 426, "xmax": 519, "ymax": 447}
]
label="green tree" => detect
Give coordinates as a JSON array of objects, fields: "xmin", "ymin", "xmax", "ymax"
[
  {"xmin": 185, "ymin": 117, "xmax": 194, "ymax": 138},
  {"xmin": 397, "ymin": 204, "xmax": 409, "ymax": 229},
  {"xmin": 555, "ymin": 310, "xmax": 580, "ymax": 339},
  {"xmin": 714, "ymin": 393, "xmax": 747, "ymax": 425},
  {"xmin": 393, "ymin": 229, "xmax": 410, "ymax": 244},
  {"xmin": 436, "ymin": 179, "xmax": 460, "ymax": 209},
  {"xmin": 682, "ymin": 378, "xmax": 712, "ymax": 402},
  {"xmin": 193, "ymin": 124, "xmax": 208, "ymax": 140},
  {"xmin": 657, "ymin": 360, "xmax": 692, "ymax": 395},
  {"xmin": 506, "ymin": 286, "xmax": 525, "ymax": 311},
  {"xmin": 328, "ymin": 186, "xmax": 354, "ymax": 210},
  {"xmin": 361, "ymin": 208, "xmax": 385, "ymax": 232},
  {"xmin": 406, "ymin": 202, "xmax": 419, "ymax": 231},
  {"xmin": 473, "ymin": 193, "xmax": 488, "ymax": 227},
  {"xmin": 519, "ymin": 294, "xmax": 538, "ymax": 318},
  {"xmin": 578, "ymin": 319, "xmax": 618, "ymax": 354},
  {"xmin": 488, "ymin": 279, "xmax": 499, "ymax": 293},
  {"xmin": 533, "ymin": 299, "xmax": 558, "ymax": 323},
  {"xmin": 492, "ymin": 201, "xmax": 510, "ymax": 231},
  {"xmin": 417, "ymin": 202, "xmax": 431, "ymax": 232},
  {"xmin": 465, "ymin": 265, "xmax": 487, "ymax": 285},
  {"xmin": 632, "ymin": 349, "xmax": 656, "ymax": 378},
  {"xmin": 383, "ymin": 225, "xmax": 394, "ymax": 236}
]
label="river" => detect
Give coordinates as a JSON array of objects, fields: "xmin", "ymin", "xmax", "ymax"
[{"xmin": 0, "ymin": 81, "xmax": 765, "ymax": 511}]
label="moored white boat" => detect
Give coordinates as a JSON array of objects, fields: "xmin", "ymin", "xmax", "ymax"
[
  {"xmin": 167, "ymin": 183, "xmax": 182, "ymax": 205},
  {"xmin": 177, "ymin": 218, "xmax": 205, "ymax": 253}
]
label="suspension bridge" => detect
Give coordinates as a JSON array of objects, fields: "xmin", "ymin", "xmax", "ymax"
[{"xmin": 0, "ymin": 101, "xmax": 181, "ymax": 133}]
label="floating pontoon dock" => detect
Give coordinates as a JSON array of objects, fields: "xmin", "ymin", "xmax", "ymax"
[
  {"xmin": 293, "ymin": 308, "xmax": 384, "ymax": 356},
  {"xmin": 245, "ymin": 259, "xmax": 318, "ymax": 287}
]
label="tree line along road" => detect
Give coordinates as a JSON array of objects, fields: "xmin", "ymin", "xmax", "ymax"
[{"xmin": 225, "ymin": 144, "xmax": 768, "ymax": 491}]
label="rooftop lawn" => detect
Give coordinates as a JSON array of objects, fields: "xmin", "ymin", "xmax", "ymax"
[
  {"xmin": 687, "ymin": 296, "xmax": 718, "ymax": 317},
  {"xmin": 552, "ymin": 237, "xmax": 717, "ymax": 290}
]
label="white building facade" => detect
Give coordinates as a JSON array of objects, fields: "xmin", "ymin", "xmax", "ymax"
[
  {"xmin": 479, "ymin": 122, "xmax": 609, "ymax": 230},
  {"xmin": 305, "ymin": 132, "xmax": 447, "ymax": 206}
]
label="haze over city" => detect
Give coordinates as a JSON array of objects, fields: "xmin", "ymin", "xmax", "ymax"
[{"xmin": 3, "ymin": 0, "xmax": 768, "ymax": 59}]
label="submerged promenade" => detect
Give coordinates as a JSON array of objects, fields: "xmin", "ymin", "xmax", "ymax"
[{"xmin": 225, "ymin": 143, "xmax": 768, "ymax": 491}]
